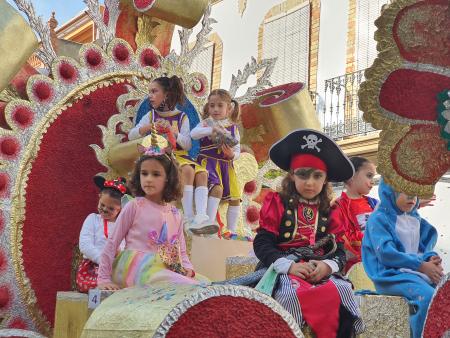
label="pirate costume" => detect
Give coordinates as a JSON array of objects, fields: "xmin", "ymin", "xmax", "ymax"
[
  {"xmin": 76, "ymin": 177, "xmax": 127, "ymax": 293},
  {"xmin": 253, "ymin": 129, "xmax": 364, "ymax": 338}
]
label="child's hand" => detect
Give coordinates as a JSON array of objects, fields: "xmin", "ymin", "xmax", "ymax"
[
  {"xmin": 213, "ymin": 125, "xmax": 225, "ymax": 133},
  {"xmin": 139, "ymin": 124, "xmax": 153, "ymax": 136},
  {"xmin": 221, "ymin": 144, "xmax": 234, "ymax": 159},
  {"xmin": 418, "ymin": 261, "xmax": 444, "ymax": 284},
  {"xmin": 185, "ymin": 268, "xmax": 195, "ymax": 278},
  {"xmin": 98, "ymin": 282, "xmax": 120, "ymax": 291},
  {"xmin": 307, "ymin": 260, "xmax": 332, "ymax": 283},
  {"xmin": 288, "ymin": 262, "xmax": 314, "ymax": 280},
  {"xmin": 429, "ymin": 255, "xmax": 443, "ymax": 267},
  {"xmin": 419, "ymin": 194, "xmax": 436, "ymax": 208}
]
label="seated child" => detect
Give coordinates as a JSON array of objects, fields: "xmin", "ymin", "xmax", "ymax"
[
  {"xmin": 254, "ymin": 129, "xmax": 364, "ymax": 338},
  {"xmin": 329, "ymin": 156, "xmax": 377, "ymax": 272},
  {"xmin": 362, "ymin": 178, "xmax": 444, "ymax": 338},
  {"xmin": 128, "ymin": 76, "xmax": 209, "ymax": 228},
  {"xmin": 190, "ymin": 89, "xmax": 241, "ymax": 236},
  {"xmin": 76, "ymin": 176, "xmax": 127, "ymax": 293},
  {"xmin": 97, "ymin": 140, "xmax": 205, "ymax": 290}
]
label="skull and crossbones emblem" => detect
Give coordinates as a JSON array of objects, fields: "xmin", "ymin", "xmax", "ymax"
[{"xmin": 301, "ymin": 134, "xmax": 322, "ymax": 152}]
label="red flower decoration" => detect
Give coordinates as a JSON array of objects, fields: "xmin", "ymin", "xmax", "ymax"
[
  {"xmin": 246, "ymin": 206, "xmax": 260, "ymax": 224},
  {"xmin": 113, "ymin": 43, "xmax": 130, "ymax": 64},
  {"xmin": 58, "ymin": 61, "xmax": 79, "ymax": 84},
  {"xmin": 133, "ymin": 0, "xmax": 156, "ymax": 11},
  {"xmin": 12, "ymin": 105, "xmax": 34, "ymax": 128},
  {"xmin": 139, "ymin": 48, "xmax": 160, "ymax": 68},
  {"xmin": 32, "ymin": 81, "xmax": 54, "ymax": 103},
  {"xmin": 244, "ymin": 180, "xmax": 257, "ymax": 195},
  {"xmin": 84, "ymin": 47, "xmax": 105, "ymax": 70},
  {"xmin": 0, "ymin": 137, "xmax": 20, "ymax": 159}
]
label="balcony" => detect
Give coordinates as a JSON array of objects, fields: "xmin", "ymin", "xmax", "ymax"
[{"xmin": 319, "ymin": 69, "xmax": 377, "ymax": 140}]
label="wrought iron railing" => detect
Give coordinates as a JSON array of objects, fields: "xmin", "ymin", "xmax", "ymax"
[
  {"xmin": 320, "ymin": 69, "xmax": 377, "ymax": 140},
  {"xmin": 309, "ymin": 90, "xmax": 319, "ymax": 112}
]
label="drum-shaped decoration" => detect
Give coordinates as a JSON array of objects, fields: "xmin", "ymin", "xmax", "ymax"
[
  {"xmin": 82, "ymin": 284, "xmax": 303, "ymax": 338},
  {"xmin": 240, "ymin": 82, "xmax": 321, "ymax": 163}
]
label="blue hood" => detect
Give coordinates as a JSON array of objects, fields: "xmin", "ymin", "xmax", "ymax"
[{"xmin": 377, "ymin": 178, "xmax": 420, "ymax": 217}]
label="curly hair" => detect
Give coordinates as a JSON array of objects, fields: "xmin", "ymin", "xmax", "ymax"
[
  {"xmin": 279, "ymin": 172, "xmax": 333, "ymax": 216},
  {"xmin": 129, "ymin": 154, "xmax": 182, "ymax": 203}
]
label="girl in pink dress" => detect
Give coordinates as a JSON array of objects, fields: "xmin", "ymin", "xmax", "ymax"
[{"xmin": 97, "ymin": 144, "xmax": 200, "ymax": 290}]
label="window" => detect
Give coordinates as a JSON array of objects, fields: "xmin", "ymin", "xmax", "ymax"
[
  {"xmin": 262, "ymin": 3, "xmax": 310, "ymax": 86},
  {"xmin": 190, "ymin": 42, "xmax": 215, "ymax": 92},
  {"xmin": 355, "ymin": 0, "xmax": 390, "ymax": 70}
]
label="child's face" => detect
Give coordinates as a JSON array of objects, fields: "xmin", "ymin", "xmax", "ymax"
[
  {"xmin": 291, "ymin": 167, "xmax": 327, "ymax": 200},
  {"xmin": 140, "ymin": 158, "xmax": 167, "ymax": 202},
  {"xmin": 347, "ymin": 162, "xmax": 376, "ymax": 196},
  {"xmin": 149, "ymin": 81, "xmax": 166, "ymax": 109},
  {"xmin": 98, "ymin": 193, "xmax": 121, "ymax": 221},
  {"xmin": 207, "ymin": 95, "xmax": 231, "ymax": 121},
  {"xmin": 395, "ymin": 192, "xmax": 417, "ymax": 212}
]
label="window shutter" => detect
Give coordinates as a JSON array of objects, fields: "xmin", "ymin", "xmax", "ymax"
[
  {"xmin": 356, "ymin": 0, "xmax": 389, "ymax": 70},
  {"xmin": 262, "ymin": 4, "xmax": 310, "ymax": 86}
]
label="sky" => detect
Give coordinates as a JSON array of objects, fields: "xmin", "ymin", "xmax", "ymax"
[{"xmin": 6, "ymin": 0, "xmax": 91, "ymax": 28}]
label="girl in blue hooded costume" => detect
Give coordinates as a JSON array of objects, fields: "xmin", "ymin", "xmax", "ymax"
[{"xmin": 362, "ymin": 179, "xmax": 444, "ymax": 338}]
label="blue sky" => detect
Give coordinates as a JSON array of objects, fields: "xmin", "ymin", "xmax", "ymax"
[{"xmin": 6, "ymin": 0, "xmax": 99, "ymax": 27}]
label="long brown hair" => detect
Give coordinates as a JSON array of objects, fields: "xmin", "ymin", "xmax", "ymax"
[
  {"xmin": 152, "ymin": 76, "xmax": 185, "ymax": 110},
  {"xmin": 279, "ymin": 171, "xmax": 333, "ymax": 215},
  {"xmin": 202, "ymin": 89, "xmax": 240, "ymax": 122},
  {"xmin": 129, "ymin": 155, "xmax": 182, "ymax": 202}
]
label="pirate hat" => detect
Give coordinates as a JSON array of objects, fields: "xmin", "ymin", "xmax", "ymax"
[{"xmin": 269, "ymin": 129, "xmax": 354, "ymax": 182}]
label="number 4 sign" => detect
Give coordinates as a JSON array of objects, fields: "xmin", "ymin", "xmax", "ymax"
[{"xmin": 88, "ymin": 288, "xmax": 102, "ymax": 309}]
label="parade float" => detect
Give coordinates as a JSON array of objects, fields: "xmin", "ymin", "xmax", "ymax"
[{"xmin": 0, "ymin": 0, "xmax": 448, "ymax": 337}]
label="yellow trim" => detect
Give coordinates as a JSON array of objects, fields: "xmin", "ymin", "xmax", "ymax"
[
  {"xmin": 198, "ymin": 153, "xmax": 233, "ymax": 163},
  {"xmin": 174, "ymin": 152, "xmax": 206, "ymax": 173}
]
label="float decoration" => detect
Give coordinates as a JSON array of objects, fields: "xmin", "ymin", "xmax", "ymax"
[
  {"xmin": 84, "ymin": 0, "xmax": 120, "ymax": 48},
  {"xmin": 229, "ymin": 56, "xmax": 276, "ymax": 105},
  {"xmin": 81, "ymin": 284, "xmax": 303, "ymax": 338},
  {"xmin": 359, "ymin": 0, "xmax": 450, "ymax": 198},
  {"xmin": 423, "ymin": 273, "xmax": 450, "ymax": 338}
]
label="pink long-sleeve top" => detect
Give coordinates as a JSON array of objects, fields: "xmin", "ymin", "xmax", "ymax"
[{"xmin": 97, "ymin": 197, "xmax": 193, "ymax": 284}]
